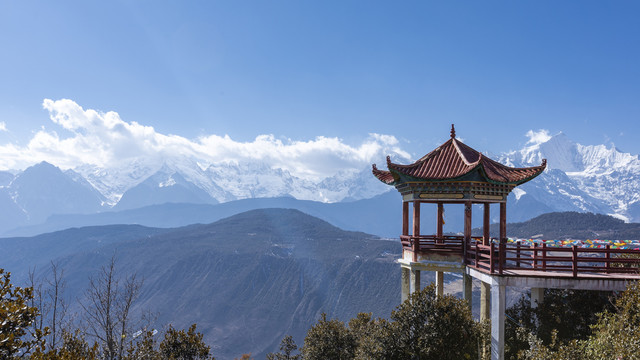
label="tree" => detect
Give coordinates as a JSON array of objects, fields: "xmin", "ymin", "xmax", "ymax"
[
  {"xmin": 45, "ymin": 262, "xmax": 68, "ymax": 350},
  {"xmin": 517, "ymin": 330, "xmax": 585, "ymax": 360},
  {"xmin": 520, "ymin": 282, "xmax": 640, "ymax": 360},
  {"xmin": 30, "ymin": 330, "xmax": 100, "ymax": 360},
  {"xmin": 0, "ymin": 268, "xmax": 48, "ymax": 358},
  {"xmin": 80, "ymin": 255, "xmax": 143, "ymax": 360},
  {"xmin": 302, "ymin": 313, "xmax": 356, "ymax": 360},
  {"xmin": 382, "ymin": 283, "xmax": 479, "ymax": 360},
  {"xmin": 301, "ymin": 284, "xmax": 480, "ymax": 360},
  {"xmin": 583, "ymin": 281, "xmax": 640, "ymax": 359},
  {"xmin": 266, "ymin": 335, "xmax": 301, "ymax": 360},
  {"xmin": 158, "ymin": 324, "xmax": 214, "ymax": 360},
  {"xmin": 28, "ymin": 262, "xmax": 69, "ymax": 351},
  {"xmin": 233, "ymin": 354, "xmax": 253, "ymax": 360},
  {"xmin": 505, "ymin": 289, "xmax": 615, "ymax": 359},
  {"xmin": 124, "ymin": 330, "xmax": 160, "ymax": 360}
]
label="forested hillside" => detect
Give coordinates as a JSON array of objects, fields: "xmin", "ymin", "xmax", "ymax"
[{"xmin": 478, "ymin": 211, "xmax": 640, "ymax": 240}]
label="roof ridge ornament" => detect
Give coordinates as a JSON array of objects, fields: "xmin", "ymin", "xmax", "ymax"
[{"xmin": 450, "ymin": 124, "xmax": 456, "ymax": 139}]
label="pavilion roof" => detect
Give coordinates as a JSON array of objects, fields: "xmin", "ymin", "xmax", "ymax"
[{"xmin": 372, "ymin": 125, "xmax": 546, "ymax": 186}]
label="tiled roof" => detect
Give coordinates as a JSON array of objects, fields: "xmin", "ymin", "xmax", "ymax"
[
  {"xmin": 372, "ymin": 127, "xmax": 546, "ymax": 185},
  {"xmin": 372, "ymin": 164, "xmax": 395, "ymax": 184}
]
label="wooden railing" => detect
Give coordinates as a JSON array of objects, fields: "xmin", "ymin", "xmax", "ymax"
[
  {"xmin": 465, "ymin": 241, "xmax": 640, "ymax": 276},
  {"xmin": 401, "ymin": 235, "xmax": 640, "ymax": 276},
  {"xmin": 400, "ymin": 235, "xmax": 483, "ymax": 254}
]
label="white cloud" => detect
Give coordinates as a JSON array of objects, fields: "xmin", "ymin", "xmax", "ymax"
[
  {"xmin": 525, "ymin": 129, "xmax": 552, "ymax": 145},
  {"xmin": 0, "ymin": 99, "xmax": 411, "ymax": 180},
  {"xmin": 0, "ymin": 122, "xmax": 7, "ymax": 132}
]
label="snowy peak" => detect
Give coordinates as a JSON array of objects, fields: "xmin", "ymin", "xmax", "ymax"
[
  {"xmin": 513, "ymin": 132, "xmax": 581, "ymax": 172},
  {"xmin": 513, "ymin": 132, "xmax": 640, "ymax": 175},
  {"xmin": 8, "ymin": 162, "xmax": 105, "ymax": 223},
  {"xmin": 537, "ymin": 133, "xmax": 582, "ymax": 172},
  {"xmin": 114, "ymin": 167, "xmax": 218, "ymax": 211},
  {"xmin": 4, "ymin": 130, "xmax": 640, "ymax": 234},
  {"xmin": 503, "ymin": 132, "xmax": 640, "ymax": 222},
  {"xmin": 574, "ymin": 143, "xmax": 640, "ymax": 175}
]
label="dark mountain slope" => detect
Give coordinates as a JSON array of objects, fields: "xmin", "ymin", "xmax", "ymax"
[
  {"xmin": 1, "ymin": 209, "xmax": 402, "ymax": 359},
  {"xmin": 5, "ymin": 192, "xmax": 403, "ymax": 238},
  {"xmin": 6, "ymin": 190, "xmax": 511, "ymax": 239}
]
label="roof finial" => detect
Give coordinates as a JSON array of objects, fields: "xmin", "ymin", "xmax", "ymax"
[{"xmin": 450, "ymin": 124, "xmax": 456, "ymax": 139}]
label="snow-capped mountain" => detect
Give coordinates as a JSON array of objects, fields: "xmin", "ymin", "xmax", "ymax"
[
  {"xmin": 503, "ymin": 132, "xmax": 640, "ymax": 222},
  {"xmin": 1, "ymin": 132, "xmax": 640, "ymax": 235},
  {"xmin": 114, "ymin": 165, "xmax": 218, "ymax": 211},
  {"xmin": 2, "ymin": 162, "xmax": 105, "ymax": 225},
  {"xmin": 74, "ymin": 158, "xmax": 391, "ymax": 206}
]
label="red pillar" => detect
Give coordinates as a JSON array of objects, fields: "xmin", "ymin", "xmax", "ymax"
[
  {"xmin": 499, "ymin": 202, "xmax": 507, "ymax": 243},
  {"xmin": 464, "ymin": 201, "xmax": 472, "ymax": 260},
  {"xmin": 402, "ymin": 201, "xmax": 409, "ymax": 236},
  {"xmin": 499, "ymin": 202, "xmax": 507, "ymax": 274},
  {"xmin": 437, "ymin": 202, "xmax": 443, "ymax": 241},
  {"xmin": 483, "ymin": 203, "xmax": 490, "ymax": 246},
  {"xmin": 412, "ymin": 201, "xmax": 421, "ymax": 262}
]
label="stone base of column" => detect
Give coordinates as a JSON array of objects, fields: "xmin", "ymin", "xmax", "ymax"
[
  {"xmin": 530, "ymin": 287, "xmax": 544, "ymax": 308},
  {"xmin": 480, "ymin": 281, "xmax": 490, "ymax": 322},
  {"xmin": 410, "ymin": 268, "xmax": 421, "ymax": 296},
  {"xmin": 401, "ymin": 267, "xmax": 410, "ymax": 303},
  {"xmin": 463, "ymin": 273, "xmax": 472, "ymax": 309},
  {"xmin": 435, "ymin": 271, "xmax": 444, "ymax": 296}
]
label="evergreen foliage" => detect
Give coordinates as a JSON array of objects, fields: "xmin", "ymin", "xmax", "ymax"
[
  {"xmin": 0, "ymin": 269, "xmax": 48, "ymax": 358},
  {"xmin": 30, "ymin": 330, "xmax": 99, "ymax": 360},
  {"xmin": 302, "ymin": 313, "xmax": 356, "ymax": 360},
  {"xmin": 505, "ymin": 289, "xmax": 614, "ymax": 359},
  {"xmin": 516, "ymin": 282, "xmax": 640, "ymax": 360},
  {"xmin": 301, "ymin": 283, "xmax": 482, "ymax": 360},
  {"xmin": 266, "ymin": 335, "xmax": 301, "ymax": 360},
  {"xmin": 158, "ymin": 324, "xmax": 214, "ymax": 360}
]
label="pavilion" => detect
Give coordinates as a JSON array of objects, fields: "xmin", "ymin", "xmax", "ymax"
[{"xmin": 372, "ymin": 125, "xmax": 639, "ymax": 360}]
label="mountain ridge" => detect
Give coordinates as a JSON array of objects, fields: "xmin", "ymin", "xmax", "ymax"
[
  {"xmin": 0, "ymin": 208, "xmax": 402, "ymax": 360},
  {"xmin": 1, "ymin": 132, "xmax": 640, "ymax": 235}
]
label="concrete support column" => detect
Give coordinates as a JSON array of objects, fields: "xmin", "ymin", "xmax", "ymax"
[
  {"xmin": 531, "ymin": 288, "xmax": 544, "ymax": 309},
  {"xmin": 480, "ymin": 281, "xmax": 490, "ymax": 322},
  {"xmin": 401, "ymin": 267, "xmax": 410, "ymax": 303},
  {"xmin": 410, "ymin": 268, "xmax": 421, "ymax": 296},
  {"xmin": 463, "ymin": 273, "xmax": 472, "ymax": 309},
  {"xmin": 491, "ymin": 284, "xmax": 506, "ymax": 360},
  {"xmin": 435, "ymin": 271, "xmax": 444, "ymax": 296}
]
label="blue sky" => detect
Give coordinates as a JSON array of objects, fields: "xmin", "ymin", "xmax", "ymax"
[{"xmin": 0, "ymin": 1, "xmax": 639, "ymax": 172}]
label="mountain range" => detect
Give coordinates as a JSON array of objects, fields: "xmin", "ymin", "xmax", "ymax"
[
  {"xmin": 5, "ymin": 208, "xmax": 627, "ymax": 358},
  {"xmin": 0, "ymin": 132, "xmax": 639, "ymax": 236},
  {"xmin": 0, "ymin": 209, "xmax": 408, "ymax": 359}
]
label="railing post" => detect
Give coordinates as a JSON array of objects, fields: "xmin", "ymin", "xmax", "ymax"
[
  {"xmin": 605, "ymin": 244, "xmax": 611, "ymax": 274},
  {"xmin": 542, "ymin": 243, "xmax": 547, "ymax": 271},
  {"xmin": 499, "ymin": 242, "xmax": 504, "ymax": 275},
  {"xmin": 490, "ymin": 242, "xmax": 495, "ymax": 274},
  {"xmin": 533, "ymin": 243, "xmax": 538, "ymax": 269},
  {"xmin": 572, "ymin": 245, "xmax": 578, "ymax": 277},
  {"xmin": 516, "ymin": 242, "xmax": 521, "ymax": 268},
  {"xmin": 475, "ymin": 243, "xmax": 479, "ymax": 268}
]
